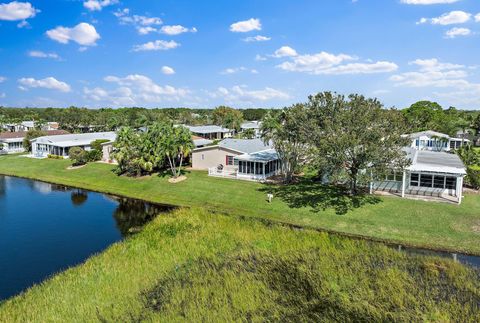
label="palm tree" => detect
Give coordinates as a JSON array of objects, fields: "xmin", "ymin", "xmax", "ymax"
[
  {"xmin": 456, "ymin": 118, "xmax": 472, "ymax": 147},
  {"xmin": 164, "ymin": 125, "xmax": 194, "ymax": 178}
]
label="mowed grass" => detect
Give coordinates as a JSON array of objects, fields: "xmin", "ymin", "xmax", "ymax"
[
  {"xmin": 1, "ymin": 208, "xmax": 479, "ymax": 322},
  {"xmin": 0, "ymin": 155, "xmax": 480, "ymax": 254}
]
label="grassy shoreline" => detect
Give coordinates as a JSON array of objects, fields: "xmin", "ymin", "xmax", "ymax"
[
  {"xmin": 1, "ymin": 155, "xmax": 480, "ymax": 255},
  {"xmin": 1, "ymin": 208, "xmax": 479, "ymax": 321}
]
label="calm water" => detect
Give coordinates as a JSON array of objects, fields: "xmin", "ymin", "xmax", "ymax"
[{"xmin": 0, "ymin": 175, "xmax": 171, "ymax": 301}]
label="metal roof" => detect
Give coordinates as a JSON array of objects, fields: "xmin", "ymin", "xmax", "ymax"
[
  {"xmin": 241, "ymin": 121, "xmax": 262, "ymax": 130},
  {"xmin": 187, "ymin": 125, "xmax": 231, "ymax": 134},
  {"xmin": 193, "ymin": 138, "xmax": 213, "ymax": 147},
  {"xmin": 406, "ymin": 130, "xmax": 450, "ymax": 139},
  {"xmin": 235, "ymin": 149, "xmax": 279, "ymax": 162},
  {"xmin": 219, "ymin": 138, "xmax": 272, "ymax": 154},
  {"xmin": 32, "ymin": 132, "xmax": 116, "ymax": 148},
  {"xmin": 408, "ymin": 149, "xmax": 466, "ymax": 175}
]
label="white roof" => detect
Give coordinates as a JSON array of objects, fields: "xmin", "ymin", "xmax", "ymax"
[
  {"xmin": 241, "ymin": 121, "xmax": 262, "ymax": 130},
  {"xmin": 219, "ymin": 138, "xmax": 272, "ymax": 154},
  {"xmin": 407, "ymin": 149, "xmax": 466, "ymax": 175},
  {"xmin": 187, "ymin": 125, "xmax": 231, "ymax": 134},
  {"xmin": 21, "ymin": 121, "xmax": 35, "ymax": 128},
  {"xmin": 193, "ymin": 138, "xmax": 213, "ymax": 147},
  {"xmin": 406, "ymin": 130, "xmax": 450, "ymax": 139},
  {"xmin": 32, "ymin": 132, "xmax": 116, "ymax": 148}
]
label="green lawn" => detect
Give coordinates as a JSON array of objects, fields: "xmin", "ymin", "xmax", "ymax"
[
  {"xmin": 0, "ymin": 155, "xmax": 480, "ymax": 254},
  {"xmin": 1, "ymin": 208, "xmax": 479, "ymax": 321}
]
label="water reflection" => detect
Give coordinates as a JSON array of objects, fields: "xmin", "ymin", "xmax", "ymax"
[{"xmin": 71, "ymin": 190, "xmax": 88, "ymax": 206}]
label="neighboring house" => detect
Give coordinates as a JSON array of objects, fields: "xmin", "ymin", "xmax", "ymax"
[
  {"xmin": 42, "ymin": 122, "xmax": 60, "ymax": 131},
  {"xmin": 192, "ymin": 135, "xmax": 213, "ymax": 148},
  {"xmin": 0, "ymin": 130, "xmax": 69, "ymax": 154},
  {"xmin": 405, "ymin": 130, "xmax": 469, "ymax": 152},
  {"xmin": 101, "ymin": 141, "xmax": 115, "ymax": 163},
  {"xmin": 191, "ymin": 138, "xmax": 280, "ymax": 181},
  {"xmin": 374, "ymin": 148, "xmax": 466, "ymax": 204},
  {"xmin": 31, "ymin": 132, "xmax": 116, "ymax": 158},
  {"xmin": 240, "ymin": 121, "xmax": 262, "ymax": 138},
  {"xmin": 3, "ymin": 121, "xmax": 36, "ymax": 132},
  {"xmin": 186, "ymin": 125, "xmax": 233, "ymax": 140}
]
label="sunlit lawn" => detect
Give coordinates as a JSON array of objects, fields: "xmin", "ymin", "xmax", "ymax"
[{"xmin": 0, "ymin": 154, "xmax": 480, "ymax": 254}]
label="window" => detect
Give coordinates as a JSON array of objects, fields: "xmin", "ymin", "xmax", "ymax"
[
  {"xmin": 433, "ymin": 176, "xmax": 445, "ymax": 188},
  {"xmin": 201, "ymin": 154, "xmax": 204, "ymax": 160},
  {"xmin": 410, "ymin": 173, "xmax": 419, "ymax": 186},
  {"xmin": 226, "ymin": 155, "xmax": 234, "ymax": 166},
  {"xmin": 446, "ymin": 177, "xmax": 456, "ymax": 190},
  {"xmin": 419, "ymin": 174, "xmax": 433, "ymax": 187}
]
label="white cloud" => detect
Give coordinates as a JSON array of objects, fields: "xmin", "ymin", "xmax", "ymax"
[
  {"xmin": 83, "ymin": 0, "xmax": 117, "ymax": 11},
  {"xmin": 230, "ymin": 18, "xmax": 261, "ymax": 32},
  {"xmin": 275, "ymin": 48, "xmax": 397, "ymax": 75},
  {"xmin": 114, "ymin": 8, "xmax": 163, "ymax": 34},
  {"xmin": 401, "ymin": 0, "xmax": 460, "ymax": 4},
  {"xmin": 255, "ymin": 54, "xmax": 267, "ymax": 61},
  {"xmin": 243, "ymin": 35, "xmax": 271, "ymax": 42},
  {"xmin": 0, "ymin": 1, "xmax": 39, "ymax": 21},
  {"xmin": 18, "ymin": 77, "xmax": 71, "ymax": 92},
  {"xmin": 84, "ymin": 74, "xmax": 188, "ymax": 106},
  {"xmin": 132, "ymin": 40, "xmax": 180, "ymax": 52},
  {"xmin": 0, "ymin": 76, "xmax": 6, "ymax": 83},
  {"xmin": 475, "ymin": 13, "xmax": 480, "ymax": 22},
  {"xmin": 160, "ymin": 25, "xmax": 197, "ymax": 35},
  {"xmin": 418, "ymin": 11, "xmax": 471, "ymax": 25},
  {"xmin": 28, "ymin": 50, "xmax": 60, "ymax": 59},
  {"xmin": 273, "ymin": 46, "xmax": 298, "ymax": 58},
  {"xmin": 161, "ymin": 66, "xmax": 175, "ymax": 75},
  {"xmin": 210, "ymin": 85, "xmax": 289, "ymax": 104},
  {"xmin": 445, "ymin": 27, "xmax": 472, "ymax": 38},
  {"xmin": 46, "ymin": 23, "xmax": 100, "ymax": 46},
  {"xmin": 220, "ymin": 67, "xmax": 258, "ymax": 75}
]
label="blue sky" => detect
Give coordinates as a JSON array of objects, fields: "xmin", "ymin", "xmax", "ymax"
[{"xmin": 0, "ymin": 0, "xmax": 480, "ymax": 109}]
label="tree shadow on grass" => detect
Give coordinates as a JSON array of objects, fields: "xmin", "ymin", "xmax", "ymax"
[{"xmin": 259, "ymin": 179, "xmax": 382, "ymax": 215}]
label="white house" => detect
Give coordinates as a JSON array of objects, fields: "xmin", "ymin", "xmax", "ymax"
[
  {"xmin": 186, "ymin": 125, "xmax": 233, "ymax": 140},
  {"xmin": 374, "ymin": 148, "xmax": 466, "ymax": 204},
  {"xmin": 191, "ymin": 138, "xmax": 280, "ymax": 181},
  {"xmin": 405, "ymin": 130, "xmax": 469, "ymax": 152},
  {"xmin": 240, "ymin": 121, "xmax": 262, "ymax": 138},
  {"xmin": 0, "ymin": 130, "xmax": 69, "ymax": 154},
  {"xmin": 31, "ymin": 132, "xmax": 116, "ymax": 158}
]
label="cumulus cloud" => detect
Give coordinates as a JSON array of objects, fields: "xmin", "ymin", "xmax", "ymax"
[
  {"xmin": 475, "ymin": 13, "xmax": 480, "ymax": 22},
  {"xmin": 0, "ymin": 1, "xmax": 39, "ymax": 21},
  {"xmin": 46, "ymin": 23, "xmax": 100, "ymax": 46},
  {"xmin": 418, "ymin": 11, "xmax": 471, "ymax": 25},
  {"xmin": 210, "ymin": 85, "xmax": 289, "ymax": 104},
  {"xmin": 243, "ymin": 35, "xmax": 271, "ymax": 42},
  {"xmin": 132, "ymin": 40, "xmax": 180, "ymax": 52},
  {"xmin": 445, "ymin": 27, "xmax": 472, "ymax": 38},
  {"xmin": 18, "ymin": 77, "xmax": 71, "ymax": 92},
  {"xmin": 401, "ymin": 0, "xmax": 460, "ymax": 4},
  {"xmin": 161, "ymin": 66, "xmax": 175, "ymax": 75},
  {"xmin": 28, "ymin": 50, "xmax": 60, "ymax": 59},
  {"xmin": 230, "ymin": 18, "xmax": 261, "ymax": 32},
  {"xmin": 160, "ymin": 25, "xmax": 197, "ymax": 35},
  {"xmin": 83, "ymin": 0, "xmax": 117, "ymax": 11},
  {"xmin": 114, "ymin": 8, "xmax": 163, "ymax": 34},
  {"xmin": 274, "ymin": 47, "xmax": 397, "ymax": 75},
  {"xmin": 220, "ymin": 67, "xmax": 258, "ymax": 75},
  {"xmin": 273, "ymin": 46, "xmax": 298, "ymax": 58},
  {"xmin": 84, "ymin": 74, "xmax": 188, "ymax": 106}
]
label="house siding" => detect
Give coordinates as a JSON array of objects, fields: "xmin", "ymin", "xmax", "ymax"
[{"xmin": 191, "ymin": 147, "xmax": 242, "ymax": 170}]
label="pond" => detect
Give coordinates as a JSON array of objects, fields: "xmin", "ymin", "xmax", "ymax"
[{"xmin": 0, "ymin": 175, "xmax": 172, "ymax": 301}]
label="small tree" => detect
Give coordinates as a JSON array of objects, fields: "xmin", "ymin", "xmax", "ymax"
[
  {"xmin": 163, "ymin": 125, "xmax": 194, "ymax": 178},
  {"xmin": 69, "ymin": 147, "xmax": 88, "ymax": 166},
  {"xmin": 212, "ymin": 106, "xmax": 243, "ymax": 133},
  {"xmin": 23, "ymin": 129, "xmax": 46, "ymax": 152}
]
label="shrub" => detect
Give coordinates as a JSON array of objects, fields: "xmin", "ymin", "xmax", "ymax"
[
  {"xmin": 86, "ymin": 149, "xmax": 102, "ymax": 162},
  {"xmin": 91, "ymin": 139, "xmax": 110, "ymax": 152},
  {"xmin": 47, "ymin": 154, "xmax": 63, "ymax": 160},
  {"xmin": 69, "ymin": 147, "xmax": 87, "ymax": 166},
  {"xmin": 466, "ymin": 165, "xmax": 480, "ymax": 189}
]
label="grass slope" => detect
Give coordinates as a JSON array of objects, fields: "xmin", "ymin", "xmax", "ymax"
[
  {"xmin": 1, "ymin": 208, "xmax": 479, "ymax": 321},
  {"xmin": 0, "ymin": 155, "xmax": 480, "ymax": 254}
]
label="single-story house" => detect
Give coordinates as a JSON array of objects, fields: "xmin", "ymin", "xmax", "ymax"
[
  {"xmin": 191, "ymin": 138, "xmax": 280, "ymax": 181},
  {"xmin": 405, "ymin": 130, "xmax": 469, "ymax": 152},
  {"xmin": 2, "ymin": 121, "xmax": 36, "ymax": 133},
  {"xmin": 192, "ymin": 135, "xmax": 213, "ymax": 148},
  {"xmin": 186, "ymin": 125, "xmax": 233, "ymax": 140},
  {"xmin": 240, "ymin": 121, "xmax": 262, "ymax": 138},
  {"xmin": 0, "ymin": 130, "xmax": 69, "ymax": 154},
  {"xmin": 31, "ymin": 132, "xmax": 116, "ymax": 158},
  {"xmin": 374, "ymin": 148, "xmax": 466, "ymax": 204}
]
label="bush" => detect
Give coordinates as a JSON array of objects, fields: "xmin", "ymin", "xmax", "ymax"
[
  {"xmin": 86, "ymin": 149, "xmax": 102, "ymax": 162},
  {"xmin": 91, "ymin": 139, "xmax": 110, "ymax": 152},
  {"xmin": 69, "ymin": 147, "xmax": 87, "ymax": 166},
  {"xmin": 466, "ymin": 165, "xmax": 480, "ymax": 189},
  {"xmin": 47, "ymin": 154, "xmax": 63, "ymax": 160}
]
